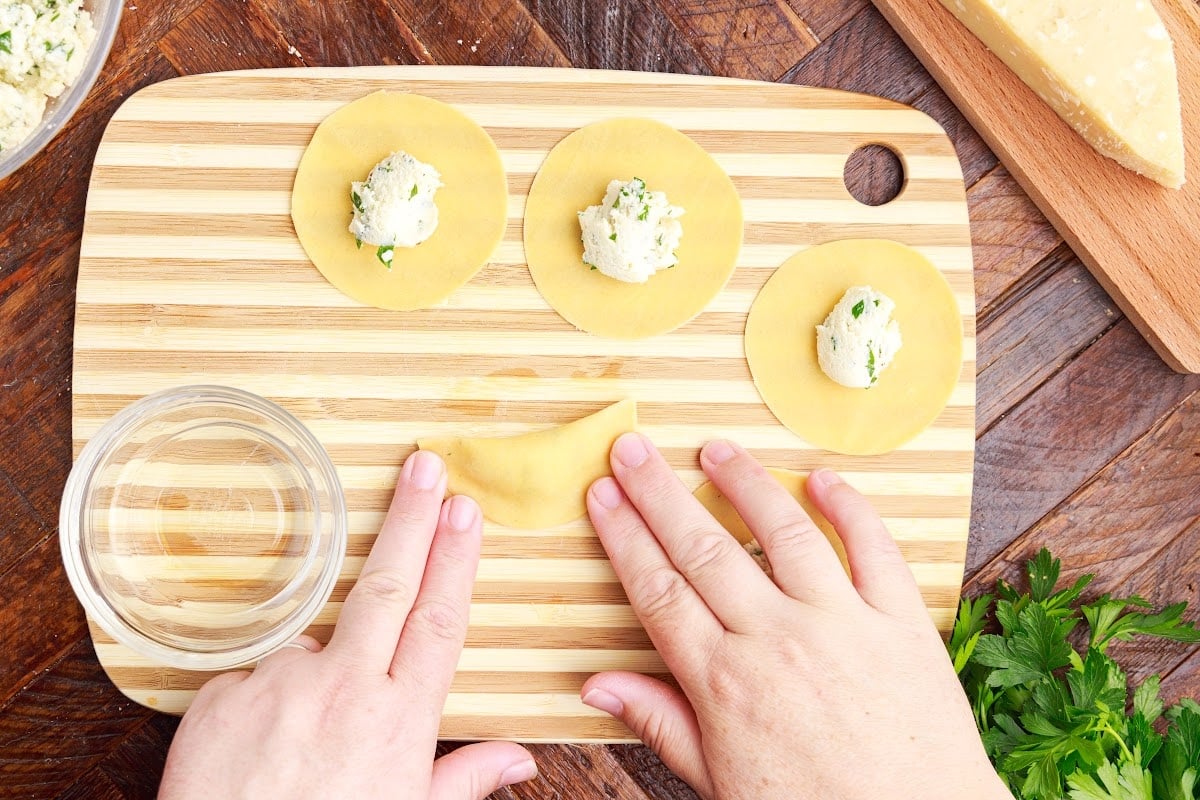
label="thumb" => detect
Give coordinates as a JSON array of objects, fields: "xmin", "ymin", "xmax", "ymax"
[
  {"xmin": 582, "ymin": 672, "xmax": 712, "ymax": 798},
  {"xmin": 428, "ymin": 741, "xmax": 537, "ymax": 800}
]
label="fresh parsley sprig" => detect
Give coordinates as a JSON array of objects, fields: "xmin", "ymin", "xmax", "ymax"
[{"xmin": 949, "ymin": 549, "xmax": 1200, "ymax": 800}]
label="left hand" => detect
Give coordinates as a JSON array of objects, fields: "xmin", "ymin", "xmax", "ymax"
[{"xmin": 158, "ymin": 450, "xmax": 536, "ymax": 800}]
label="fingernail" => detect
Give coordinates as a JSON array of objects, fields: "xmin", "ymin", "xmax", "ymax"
[
  {"xmin": 499, "ymin": 759, "xmax": 538, "ymax": 787},
  {"xmin": 582, "ymin": 688, "xmax": 625, "ymax": 717},
  {"xmin": 704, "ymin": 439, "xmax": 738, "ymax": 465},
  {"xmin": 809, "ymin": 468, "xmax": 842, "ymax": 489},
  {"xmin": 613, "ymin": 432, "xmax": 649, "ymax": 468},
  {"xmin": 446, "ymin": 495, "xmax": 479, "ymax": 531},
  {"xmin": 591, "ymin": 477, "xmax": 624, "ymax": 510},
  {"xmin": 406, "ymin": 450, "xmax": 444, "ymax": 490}
]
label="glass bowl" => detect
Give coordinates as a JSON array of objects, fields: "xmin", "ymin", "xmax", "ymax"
[
  {"xmin": 0, "ymin": 0, "xmax": 124, "ymax": 181},
  {"xmin": 60, "ymin": 386, "xmax": 347, "ymax": 671}
]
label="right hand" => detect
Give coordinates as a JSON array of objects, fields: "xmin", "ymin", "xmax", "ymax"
[{"xmin": 582, "ymin": 433, "xmax": 1011, "ymax": 800}]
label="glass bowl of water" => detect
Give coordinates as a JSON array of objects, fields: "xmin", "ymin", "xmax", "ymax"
[{"xmin": 60, "ymin": 386, "xmax": 346, "ymax": 670}]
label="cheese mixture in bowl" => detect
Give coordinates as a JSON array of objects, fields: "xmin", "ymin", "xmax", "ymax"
[{"xmin": 0, "ymin": 0, "xmax": 121, "ymax": 180}]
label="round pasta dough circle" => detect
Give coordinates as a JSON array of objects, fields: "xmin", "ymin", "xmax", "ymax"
[
  {"xmin": 746, "ymin": 239, "xmax": 963, "ymax": 456},
  {"xmin": 291, "ymin": 91, "xmax": 507, "ymax": 311},
  {"xmin": 524, "ymin": 118, "xmax": 743, "ymax": 339}
]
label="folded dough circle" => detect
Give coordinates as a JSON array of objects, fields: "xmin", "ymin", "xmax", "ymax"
[
  {"xmin": 417, "ymin": 399, "xmax": 637, "ymax": 530},
  {"xmin": 524, "ymin": 118, "xmax": 743, "ymax": 339},
  {"xmin": 291, "ymin": 91, "xmax": 507, "ymax": 311},
  {"xmin": 693, "ymin": 468, "xmax": 849, "ymax": 576},
  {"xmin": 746, "ymin": 239, "xmax": 963, "ymax": 456}
]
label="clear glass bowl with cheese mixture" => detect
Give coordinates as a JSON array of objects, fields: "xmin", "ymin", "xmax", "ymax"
[
  {"xmin": 0, "ymin": 0, "xmax": 123, "ymax": 181},
  {"xmin": 59, "ymin": 386, "xmax": 347, "ymax": 670}
]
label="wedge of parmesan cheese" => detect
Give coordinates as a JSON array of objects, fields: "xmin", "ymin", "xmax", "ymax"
[{"xmin": 937, "ymin": 0, "xmax": 1185, "ymax": 189}]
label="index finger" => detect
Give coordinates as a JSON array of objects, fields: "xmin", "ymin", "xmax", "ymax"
[
  {"xmin": 587, "ymin": 475, "xmax": 723, "ymax": 674},
  {"xmin": 325, "ymin": 449, "xmax": 448, "ymax": 674},
  {"xmin": 607, "ymin": 433, "xmax": 776, "ymax": 630}
]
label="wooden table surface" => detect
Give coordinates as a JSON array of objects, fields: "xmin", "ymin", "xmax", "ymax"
[{"xmin": 1, "ymin": 1, "xmax": 1197, "ymax": 797}]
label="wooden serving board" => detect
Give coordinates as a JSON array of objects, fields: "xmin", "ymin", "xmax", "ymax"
[
  {"xmin": 73, "ymin": 66, "xmax": 976, "ymax": 742},
  {"xmin": 870, "ymin": 0, "xmax": 1200, "ymax": 373}
]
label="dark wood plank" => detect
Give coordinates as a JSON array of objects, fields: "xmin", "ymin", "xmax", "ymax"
[
  {"xmin": 260, "ymin": 0, "xmax": 429, "ymax": 66},
  {"xmin": 0, "ymin": 246, "xmax": 77, "ymax": 561},
  {"xmin": 502, "ymin": 744, "xmax": 655, "ymax": 800},
  {"xmin": 782, "ymin": 0, "xmax": 868, "ymax": 41},
  {"xmin": 98, "ymin": 715, "xmax": 180, "ymax": 799},
  {"xmin": 780, "ymin": 6, "xmax": 930, "ymax": 102},
  {"xmin": 976, "ymin": 252, "xmax": 1121, "ymax": 431},
  {"xmin": 520, "ymin": 0, "xmax": 710, "ymax": 74},
  {"xmin": 1101, "ymin": 519, "xmax": 1200, "ymax": 689},
  {"xmin": 103, "ymin": 1, "xmax": 208, "ymax": 75},
  {"xmin": 390, "ymin": 0, "xmax": 571, "ymax": 67},
  {"xmin": 967, "ymin": 166, "xmax": 1063, "ymax": 311},
  {"xmin": 969, "ymin": 321, "xmax": 1200, "ymax": 572},
  {"xmin": 0, "ymin": 538, "xmax": 90, "ymax": 708},
  {"xmin": 972, "ymin": 386, "xmax": 1200, "ymax": 570},
  {"xmin": 654, "ymin": 0, "xmax": 818, "ymax": 81},
  {"xmin": 157, "ymin": 0, "xmax": 311, "ymax": 74},
  {"xmin": 56, "ymin": 771, "xmax": 126, "ymax": 800},
  {"xmin": 965, "ymin": 391, "xmax": 1200, "ymax": 684},
  {"xmin": 609, "ymin": 745, "xmax": 701, "ymax": 800},
  {"xmin": 1160, "ymin": 644, "xmax": 1200, "ymax": 708},
  {"xmin": 0, "ymin": 52, "xmax": 178, "ymax": 297},
  {"xmin": 0, "ymin": 641, "xmax": 155, "ymax": 797},
  {"xmin": 0, "ymin": 471, "xmax": 45, "ymax": 573},
  {"xmin": 908, "ymin": 83, "xmax": 998, "ymax": 188}
]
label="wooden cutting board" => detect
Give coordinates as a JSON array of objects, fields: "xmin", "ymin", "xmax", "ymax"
[
  {"xmin": 73, "ymin": 65, "xmax": 976, "ymax": 742},
  {"xmin": 870, "ymin": 0, "xmax": 1200, "ymax": 373}
]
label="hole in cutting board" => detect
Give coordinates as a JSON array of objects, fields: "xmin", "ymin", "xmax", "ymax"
[{"xmin": 843, "ymin": 145, "xmax": 905, "ymax": 206}]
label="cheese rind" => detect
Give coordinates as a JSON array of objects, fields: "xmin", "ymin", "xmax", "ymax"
[{"xmin": 938, "ymin": 0, "xmax": 1185, "ymax": 189}]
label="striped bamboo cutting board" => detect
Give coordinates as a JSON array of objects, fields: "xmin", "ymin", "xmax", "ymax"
[{"xmin": 74, "ymin": 66, "xmax": 976, "ymax": 742}]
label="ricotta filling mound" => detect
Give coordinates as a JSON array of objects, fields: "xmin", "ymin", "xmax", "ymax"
[
  {"xmin": 0, "ymin": 0, "xmax": 96, "ymax": 153},
  {"xmin": 578, "ymin": 177, "xmax": 684, "ymax": 284},
  {"xmin": 349, "ymin": 151, "xmax": 442, "ymax": 268},
  {"xmin": 816, "ymin": 286, "xmax": 902, "ymax": 389}
]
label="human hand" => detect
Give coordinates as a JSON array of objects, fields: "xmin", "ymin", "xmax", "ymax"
[
  {"xmin": 158, "ymin": 450, "xmax": 536, "ymax": 800},
  {"xmin": 582, "ymin": 434, "xmax": 1010, "ymax": 800}
]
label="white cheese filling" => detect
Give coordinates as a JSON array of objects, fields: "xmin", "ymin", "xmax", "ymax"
[
  {"xmin": 816, "ymin": 286, "xmax": 902, "ymax": 389},
  {"xmin": 0, "ymin": 0, "xmax": 95, "ymax": 153},
  {"xmin": 578, "ymin": 178, "xmax": 684, "ymax": 284},
  {"xmin": 349, "ymin": 151, "xmax": 442, "ymax": 267}
]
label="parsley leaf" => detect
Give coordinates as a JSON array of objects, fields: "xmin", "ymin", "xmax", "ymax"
[
  {"xmin": 0, "ymin": 31, "xmax": 12, "ymax": 54},
  {"xmin": 852, "ymin": 299, "xmax": 866, "ymax": 318},
  {"xmin": 950, "ymin": 549, "xmax": 1200, "ymax": 800},
  {"xmin": 1067, "ymin": 760, "xmax": 1154, "ymax": 800},
  {"xmin": 948, "ymin": 593, "xmax": 992, "ymax": 674},
  {"xmin": 1152, "ymin": 701, "xmax": 1200, "ymax": 800},
  {"xmin": 1084, "ymin": 598, "xmax": 1200, "ymax": 652},
  {"xmin": 973, "ymin": 603, "xmax": 1075, "ymax": 687}
]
